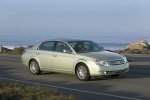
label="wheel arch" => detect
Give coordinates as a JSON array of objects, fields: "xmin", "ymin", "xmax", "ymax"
[
  {"xmin": 74, "ymin": 61, "xmax": 91, "ymax": 81},
  {"xmin": 74, "ymin": 61, "xmax": 89, "ymax": 74},
  {"xmin": 28, "ymin": 57, "xmax": 41, "ymax": 75},
  {"xmin": 28, "ymin": 57, "xmax": 40, "ymax": 67}
]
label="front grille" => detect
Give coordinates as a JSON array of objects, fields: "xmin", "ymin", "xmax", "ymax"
[
  {"xmin": 114, "ymin": 68, "xmax": 129, "ymax": 74},
  {"xmin": 109, "ymin": 59, "xmax": 125, "ymax": 65}
]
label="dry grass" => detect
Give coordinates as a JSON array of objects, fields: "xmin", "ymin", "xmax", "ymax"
[
  {"xmin": 0, "ymin": 81, "xmax": 76, "ymax": 100},
  {"xmin": 1, "ymin": 47, "xmax": 25, "ymax": 55},
  {"xmin": 11, "ymin": 47, "xmax": 25, "ymax": 55}
]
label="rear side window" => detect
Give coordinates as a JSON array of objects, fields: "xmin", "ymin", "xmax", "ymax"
[
  {"xmin": 55, "ymin": 42, "xmax": 71, "ymax": 52},
  {"xmin": 38, "ymin": 42, "xmax": 55, "ymax": 51}
]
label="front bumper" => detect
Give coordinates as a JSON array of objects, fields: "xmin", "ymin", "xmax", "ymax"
[
  {"xmin": 99, "ymin": 67, "xmax": 129, "ymax": 75},
  {"xmin": 89, "ymin": 62, "xmax": 129, "ymax": 76}
]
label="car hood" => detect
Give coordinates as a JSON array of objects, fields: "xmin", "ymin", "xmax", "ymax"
[{"xmin": 79, "ymin": 51, "xmax": 123, "ymax": 61}]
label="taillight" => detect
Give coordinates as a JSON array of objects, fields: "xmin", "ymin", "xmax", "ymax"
[{"xmin": 22, "ymin": 50, "xmax": 26, "ymax": 55}]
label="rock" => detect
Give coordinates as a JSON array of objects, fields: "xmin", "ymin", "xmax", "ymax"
[
  {"xmin": 0, "ymin": 45, "xmax": 2, "ymax": 53},
  {"xmin": 0, "ymin": 46, "xmax": 12, "ymax": 53},
  {"xmin": 2, "ymin": 47, "xmax": 12, "ymax": 52},
  {"xmin": 124, "ymin": 40, "xmax": 150, "ymax": 54},
  {"xmin": 114, "ymin": 40, "xmax": 150, "ymax": 54}
]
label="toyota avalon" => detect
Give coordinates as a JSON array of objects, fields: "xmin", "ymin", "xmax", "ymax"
[{"xmin": 21, "ymin": 39, "xmax": 129, "ymax": 81}]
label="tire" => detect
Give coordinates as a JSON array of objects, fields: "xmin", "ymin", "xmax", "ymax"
[
  {"xmin": 29, "ymin": 60, "xmax": 41, "ymax": 75},
  {"xmin": 110, "ymin": 74, "xmax": 120, "ymax": 77},
  {"xmin": 76, "ymin": 63, "xmax": 91, "ymax": 81}
]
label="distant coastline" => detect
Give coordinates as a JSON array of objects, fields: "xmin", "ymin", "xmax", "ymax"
[
  {"xmin": 1, "ymin": 43, "xmax": 129, "ymax": 50},
  {"xmin": 0, "ymin": 36, "xmax": 150, "ymax": 49},
  {"xmin": 1, "ymin": 39, "xmax": 150, "ymax": 55}
]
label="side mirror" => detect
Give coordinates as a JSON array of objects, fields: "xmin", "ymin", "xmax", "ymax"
[
  {"xmin": 106, "ymin": 49, "xmax": 114, "ymax": 52},
  {"xmin": 63, "ymin": 49, "xmax": 72, "ymax": 54}
]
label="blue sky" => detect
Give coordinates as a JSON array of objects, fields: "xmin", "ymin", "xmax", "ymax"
[{"xmin": 0, "ymin": 0, "xmax": 150, "ymax": 38}]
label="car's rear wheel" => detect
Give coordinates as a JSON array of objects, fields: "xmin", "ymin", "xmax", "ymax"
[
  {"xmin": 110, "ymin": 74, "xmax": 120, "ymax": 77},
  {"xmin": 29, "ymin": 60, "xmax": 41, "ymax": 75},
  {"xmin": 76, "ymin": 63, "xmax": 91, "ymax": 81}
]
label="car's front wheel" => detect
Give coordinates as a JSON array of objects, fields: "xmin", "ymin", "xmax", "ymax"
[
  {"xmin": 29, "ymin": 60, "xmax": 41, "ymax": 75},
  {"xmin": 76, "ymin": 63, "xmax": 91, "ymax": 81}
]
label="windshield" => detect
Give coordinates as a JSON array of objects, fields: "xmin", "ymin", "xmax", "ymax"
[{"xmin": 68, "ymin": 41, "xmax": 104, "ymax": 53}]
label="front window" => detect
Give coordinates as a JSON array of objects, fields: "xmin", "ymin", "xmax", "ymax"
[{"xmin": 68, "ymin": 41, "xmax": 104, "ymax": 53}]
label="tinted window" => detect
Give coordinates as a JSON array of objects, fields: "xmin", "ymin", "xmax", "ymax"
[
  {"xmin": 68, "ymin": 41, "xmax": 104, "ymax": 53},
  {"xmin": 55, "ymin": 42, "xmax": 71, "ymax": 52},
  {"xmin": 38, "ymin": 42, "xmax": 55, "ymax": 51}
]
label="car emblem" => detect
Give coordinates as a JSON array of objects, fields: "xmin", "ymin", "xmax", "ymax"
[{"xmin": 117, "ymin": 61, "xmax": 121, "ymax": 64}]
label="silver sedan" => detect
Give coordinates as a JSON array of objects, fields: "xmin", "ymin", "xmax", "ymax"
[{"xmin": 21, "ymin": 39, "xmax": 129, "ymax": 81}]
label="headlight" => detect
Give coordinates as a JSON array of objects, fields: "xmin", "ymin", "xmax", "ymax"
[
  {"xmin": 122, "ymin": 55, "xmax": 128, "ymax": 63},
  {"xmin": 124, "ymin": 58, "xmax": 128, "ymax": 63},
  {"xmin": 93, "ymin": 59, "xmax": 100, "ymax": 65},
  {"xmin": 93, "ymin": 59, "xmax": 109, "ymax": 66},
  {"xmin": 99, "ymin": 61, "xmax": 109, "ymax": 66}
]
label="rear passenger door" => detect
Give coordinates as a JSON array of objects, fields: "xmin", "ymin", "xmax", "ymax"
[{"xmin": 37, "ymin": 41, "xmax": 55, "ymax": 70}]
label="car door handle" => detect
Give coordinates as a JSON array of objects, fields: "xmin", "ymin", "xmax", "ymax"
[
  {"xmin": 53, "ymin": 55, "xmax": 57, "ymax": 57},
  {"xmin": 36, "ymin": 53, "xmax": 40, "ymax": 55}
]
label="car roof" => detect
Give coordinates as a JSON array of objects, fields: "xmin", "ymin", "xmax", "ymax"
[{"xmin": 42, "ymin": 38, "xmax": 90, "ymax": 42}]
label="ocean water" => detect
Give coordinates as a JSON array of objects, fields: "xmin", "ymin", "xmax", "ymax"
[{"xmin": 0, "ymin": 36, "xmax": 150, "ymax": 50}]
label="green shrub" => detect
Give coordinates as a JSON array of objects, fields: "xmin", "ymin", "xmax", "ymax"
[
  {"xmin": 12, "ymin": 47, "xmax": 25, "ymax": 55},
  {"xmin": 0, "ymin": 81, "xmax": 76, "ymax": 100}
]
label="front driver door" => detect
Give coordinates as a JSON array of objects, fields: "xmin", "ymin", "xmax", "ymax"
[{"xmin": 53, "ymin": 42, "xmax": 74, "ymax": 73}]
